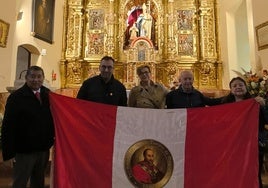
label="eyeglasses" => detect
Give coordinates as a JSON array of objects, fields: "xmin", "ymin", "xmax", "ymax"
[
  {"xmin": 139, "ymin": 71, "xmax": 150, "ymax": 75},
  {"xmin": 101, "ymin": 65, "xmax": 113, "ymax": 70}
]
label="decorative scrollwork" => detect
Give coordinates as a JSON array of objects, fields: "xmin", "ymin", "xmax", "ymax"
[{"xmin": 60, "ymin": 0, "xmax": 222, "ymax": 90}]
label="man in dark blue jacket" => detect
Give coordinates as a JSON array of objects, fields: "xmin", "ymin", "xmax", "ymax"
[
  {"xmin": 1, "ymin": 66, "xmax": 54, "ymax": 188},
  {"xmin": 77, "ymin": 56, "xmax": 127, "ymax": 106}
]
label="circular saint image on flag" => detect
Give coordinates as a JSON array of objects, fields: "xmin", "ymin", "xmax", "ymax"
[{"xmin": 124, "ymin": 139, "xmax": 173, "ymax": 188}]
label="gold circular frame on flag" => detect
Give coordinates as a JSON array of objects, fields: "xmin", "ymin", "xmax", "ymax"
[{"xmin": 124, "ymin": 139, "xmax": 173, "ymax": 188}]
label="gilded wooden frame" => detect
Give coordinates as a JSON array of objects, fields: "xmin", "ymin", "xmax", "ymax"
[
  {"xmin": 256, "ymin": 21, "xmax": 268, "ymax": 51},
  {"xmin": 0, "ymin": 19, "xmax": 10, "ymax": 48}
]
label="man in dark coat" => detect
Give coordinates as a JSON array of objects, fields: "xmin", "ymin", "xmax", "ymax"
[
  {"xmin": 1, "ymin": 66, "xmax": 54, "ymax": 188},
  {"xmin": 166, "ymin": 70, "xmax": 222, "ymax": 108},
  {"xmin": 77, "ymin": 56, "xmax": 127, "ymax": 106}
]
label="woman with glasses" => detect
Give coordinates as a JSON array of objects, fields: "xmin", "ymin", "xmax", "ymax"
[{"xmin": 128, "ymin": 65, "xmax": 168, "ymax": 109}]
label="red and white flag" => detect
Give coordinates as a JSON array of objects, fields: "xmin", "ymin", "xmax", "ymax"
[{"xmin": 49, "ymin": 92, "xmax": 259, "ymax": 188}]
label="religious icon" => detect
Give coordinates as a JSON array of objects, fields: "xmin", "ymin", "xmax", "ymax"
[
  {"xmin": 87, "ymin": 33, "xmax": 104, "ymax": 55},
  {"xmin": 32, "ymin": 0, "xmax": 55, "ymax": 43},
  {"xmin": 129, "ymin": 22, "xmax": 139, "ymax": 40},
  {"xmin": 89, "ymin": 9, "xmax": 104, "ymax": 30},
  {"xmin": 136, "ymin": 3, "xmax": 153, "ymax": 39},
  {"xmin": 124, "ymin": 139, "xmax": 173, "ymax": 188},
  {"xmin": 124, "ymin": 2, "xmax": 156, "ymax": 48},
  {"xmin": 178, "ymin": 34, "xmax": 193, "ymax": 55},
  {"xmin": 177, "ymin": 10, "xmax": 194, "ymax": 30}
]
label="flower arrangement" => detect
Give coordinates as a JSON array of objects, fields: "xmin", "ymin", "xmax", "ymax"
[
  {"xmin": 235, "ymin": 68, "xmax": 268, "ymax": 99},
  {"xmin": 232, "ymin": 68, "xmax": 268, "ymax": 99}
]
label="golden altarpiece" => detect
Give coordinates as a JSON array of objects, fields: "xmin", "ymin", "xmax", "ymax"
[{"xmin": 60, "ymin": 0, "xmax": 222, "ymax": 90}]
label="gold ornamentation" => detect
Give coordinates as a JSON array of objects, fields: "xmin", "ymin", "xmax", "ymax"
[{"xmin": 60, "ymin": 0, "xmax": 222, "ymax": 90}]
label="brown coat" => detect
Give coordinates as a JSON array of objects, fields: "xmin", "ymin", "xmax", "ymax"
[{"xmin": 128, "ymin": 82, "xmax": 168, "ymax": 109}]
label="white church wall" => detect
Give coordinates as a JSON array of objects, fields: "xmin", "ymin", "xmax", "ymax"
[
  {"xmin": 251, "ymin": 0, "xmax": 268, "ymax": 71},
  {"xmin": 0, "ymin": 0, "xmax": 267, "ymax": 92},
  {"xmin": 0, "ymin": 0, "xmax": 64, "ymax": 92},
  {"xmin": 218, "ymin": 0, "xmax": 268, "ymax": 89},
  {"xmin": 0, "ymin": 0, "xmax": 16, "ymax": 92}
]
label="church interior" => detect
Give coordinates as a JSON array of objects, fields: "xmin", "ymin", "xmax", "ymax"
[
  {"xmin": 0, "ymin": 0, "xmax": 268, "ymax": 94},
  {"xmin": 1, "ymin": 0, "xmax": 268, "ymax": 187}
]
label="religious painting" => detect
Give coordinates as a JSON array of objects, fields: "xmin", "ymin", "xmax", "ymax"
[
  {"xmin": 124, "ymin": 2, "xmax": 156, "ymax": 49},
  {"xmin": 124, "ymin": 139, "xmax": 173, "ymax": 187},
  {"xmin": 0, "ymin": 19, "xmax": 10, "ymax": 48},
  {"xmin": 32, "ymin": 0, "xmax": 55, "ymax": 44},
  {"xmin": 178, "ymin": 34, "xmax": 193, "ymax": 55},
  {"xmin": 177, "ymin": 10, "xmax": 194, "ymax": 30},
  {"xmin": 89, "ymin": 9, "xmax": 104, "ymax": 30},
  {"xmin": 87, "ymin": 33, "xmax": 104, "ymax": 55},
  {"xmin": 256, "ymin": 21, "xmax": 268, "ymax": 51}
]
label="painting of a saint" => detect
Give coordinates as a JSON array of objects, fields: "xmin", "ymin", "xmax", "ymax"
[
  {"xmin": 87, "ymin": 33, "xmax": 104, "ymax": 55},
  {"xmin": 33, "ymin": 0, "xmax": 55, "ymax": 43},
  {"xmin": 89, "ymin": 9, "xmax": 104, "ymax": 30},
  {"xmin": 177, "ymin": 10, "xmax": 194, "ymax": 30},
  {"xmin": 124, "ymin": 3, "xmax": 156, "ymax": 48},
  {"xmin": 36, "ymin": 0, "xmax": 50, "ymax": 35},
  {"xmin": 178, "ymin": 34, "xmax": 193, "ymax": 55}
]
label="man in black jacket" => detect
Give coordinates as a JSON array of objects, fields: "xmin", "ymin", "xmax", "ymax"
[
  {"xmin": 166, "ymin": 70, "xmax": 222, "ymax": 108},
  {"xmin": 1, "ymin": 66, "xmax": 54, "ymax": 188},
  {"xmin": 77, "ymin": 56, "xmax": 127, "ymax": 106}
]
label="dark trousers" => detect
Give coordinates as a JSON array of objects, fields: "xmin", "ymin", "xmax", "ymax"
[
  {"xmin": 12, "ymin": 150, "xmax": 49, "ymax": 188},
  {"xmin": 259, "ymin": 152, "xmax": 264, "ymax": 188}
]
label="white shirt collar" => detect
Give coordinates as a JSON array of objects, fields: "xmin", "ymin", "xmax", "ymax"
[{"xmin": 33, "ymin": 89, "xmax": 41, "ymax": 94}]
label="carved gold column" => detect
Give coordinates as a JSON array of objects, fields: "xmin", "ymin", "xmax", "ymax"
[
  {"xmin": 105, "ymin": 0, "xmax": 115, "ymax": 57},
  {"xmin": 167, "ymin": 0, "xmax": 176, "ymax": 59},
  {"xmin": 197, "ymin": 0, "xmax": 218, "ymax": 60},
  {"xmin": 195, "ymin": 0, "xmax": 222, "ymax": 89},
  {"xmin": 60, "ymin": 60, "xmax": 67, "ymax": 88},
  {"xmin": 62, "ymin": 0, "xmax": 85, "ymax": 88},
  {"xmin": 60, "ymin": 0, "xmax": 69, "ymax": 88}
]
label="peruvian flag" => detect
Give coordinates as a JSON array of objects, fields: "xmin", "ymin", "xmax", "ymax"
[{"xmin": 49, "ymin": 93, "xmax": 259, "ymax": 188}]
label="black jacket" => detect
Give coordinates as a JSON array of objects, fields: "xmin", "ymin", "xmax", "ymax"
[
  {"xmin": 1, "ymin": 84, "xmax": 55, "ymax": 161},
  {"xmin": 166, "ymin": 86, "xmax": 222, "ymax": 108},
  {"xmin": 77, "ymin": 75, "xmax": 127, "ymax": 106}
]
